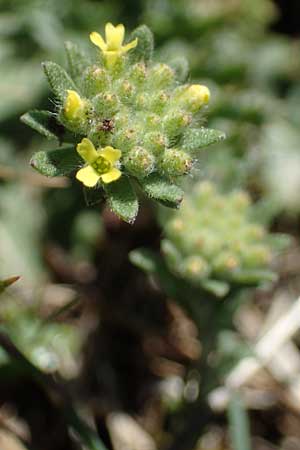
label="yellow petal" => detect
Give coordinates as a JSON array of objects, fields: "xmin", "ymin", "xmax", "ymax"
[
  {"xmin": 90, "ymin": 32, "xmax": 107, "ymax": 51},
  {"xmin": 100, "ymin": 146, "xmax": 121, "ymax": 164},
  {"xmin": 64, "ymin": 90, "xmax": 82, "ymax": 119},
  {"xmin": 101, "ymin": 167, "xmax": 121, "ymax": 184},
  {"xmin": 122, "ymin": 38, "xmax": 138, "ymax": 53},
  {"xmin": 105, "ymin": 23, "xmax": 125, "ymax": 50},
  {"xmin": 77, "ymin": 138, "xmax": 98, "ymax": 164},
  {"xmin": 104, "ymin": 50, "xmax": 120, "ymax": 67},
  {"xmin": 76, "ymin": 166, "xmax": 100, "ymax": 187}
]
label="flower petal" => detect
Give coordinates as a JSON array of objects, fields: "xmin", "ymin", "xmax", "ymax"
[
  {"xmin": 64, "ymin": 90, "xmax": 82, "ymax": 119},
  {"xmin": 100, "ymin": 146, "xmax": 121, "ymax": 164},
  {"xmin": 101, "ymin": 167, "xmax": 122, "ymax": 184},
  {"xmin": 77, "ymin": 138, "xmax": 98, "ymax": 164},
  {"xmin": 76, "ymin": 166, "xmax": 100, "ymax": 187},
  {"xmin": 90, "ymin": 32, "xmax": 107, "ymax": 51},
  {"xmin": 122, "ymin": 38, "xmax": 138, "ymax": 53},
  {"xmin": 105, "ymin": 23, "xmax": 125, "ymax": 50}
]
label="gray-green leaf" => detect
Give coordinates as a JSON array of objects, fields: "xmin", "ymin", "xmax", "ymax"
[
  {"xmin": 65, "ymin": 41, "xmax": 90, "ymax": 82},
  {"xmin": 30, "ymin": 145, "xmax": 81, "ymax": 177},
  {"xmin": 21, "ymin": 110, "xmax": 62, "ymax": 141},
  {"xmin": 129, "ymin": 25, "xmax": 154, "ymax": 64},
  {"xmin": 182, "ymin": 127, "xmax": 226, "ymax": 153},
  {"xmin": 104, "ymin": 177, "xmax": 138, "ymax": 224},
  {"xmin": 140, "ymin": 173, "xmax": 183, "ymax": 209},
  {"xmin": 42, "ymin": 61, "xmax": 77, "ymax": 102}
]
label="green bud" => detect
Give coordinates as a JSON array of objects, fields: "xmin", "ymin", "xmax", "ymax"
[
  {"xmin": 149, "ymin": 91, "xmax": 169, "ymax": 113},
  {"xmin": 158, "ymin": 148, "xmax": 193, "ymax": 177},
  {"xmin": 92, "ymin": 92, "xmax": 119, "ymax": 116},
  {"xmin": 148, "ymin": 63, "xmax": 175, "ymax": 89},
  {"xmin": 82, "ymin": 65, "xmax": 109, "ymax": 97},
  {"xmin": 242, "ymin": 245, "xmax": 272, "ymax": 268},
  {"xmin": 113, "ymin": 127, "xmax": 139, "ymax": 152},
  {"xmin": 144, "ymin": 131, "xmax": 167, "ymax": 155},
  {"xmin": 180, "ymin": 256, "xmax": 210, "ymax": 282},
  {"xmin": 212, "ymin": 252, "xmax": 240, "ymax": 275},
  {"xmin": 117, "ymin": 80, "xmax": 135, "ymax": 104},
  {"xmin": 123, "ymin": 146, "xmax": 155, "ymax": 178},
  {"xmin": 128, "ymin": 62, "xmax": 147, "ymax": 85},
  {"xmin": 163, "ymin": 110, "xmax": 192, "ymax": 140}
]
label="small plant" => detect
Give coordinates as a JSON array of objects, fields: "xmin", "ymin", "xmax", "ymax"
[
  {"xmin": 22, "ymin": 23, "xmax": 225, "ymax": 223},
  {"xmin": 160, "ymin": 181, "xmax": 286, "ymax": 296}
]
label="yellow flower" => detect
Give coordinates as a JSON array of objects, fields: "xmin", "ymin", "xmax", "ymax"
[
  {"xmin": 90, "ymin": 22, "xmax": 138, "ymax": 66},
  {"xmin": 64, "ymin": 90, "xmax": 85, "ymax": 120},
  {"xmin": 76, "ymin": 138, "xmax": 122, "ymax": 187}
]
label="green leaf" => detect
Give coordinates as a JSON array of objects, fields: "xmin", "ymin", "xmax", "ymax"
[
  {"xmin": 30, "ymin": 145, "xmax": 81, "ymax": 177},
  {"xmin": 67, "ymin": 408, "xmax": 108, "ymax": 450},
  {"xmin": 233, "ymin": 269, "xmax": 277, "ymax": 284},
  {"xmin": 140, "ymin": 173, "xmax": 183, "ymax": 209},
  {"xmin": 65, "ymin": 41, "xmax": 90, "ymax": 82},
  {"xmin": 202, "ymin": 279, "xmax": 230, "ymax": 297},
  {"xmin": 21, "ymin": 110, "xmax": 64, "ymax": 141},
  {"xmin": 129, "ymin": 248, "xmax": 159, "ymax": 273},
  {"xmin": 104, "ymin": 177, "xmax": 138, "ymax": 224},
  {"xmin": 169, "ymin": 57, "xmax": 189, "ymax": 82},
  {"xmin": 182, "ymin": 127, "xmax": 226, "ymax": 153},
  {"xmin": 42, "ymin": 61, "xmax": 77, "ymax": 102},
  {"xmin": 129, "ymin": 25, "xmax": 154, "ymax": 63},
  {"xmin": 228, "ymin": 393, "xmax": 252, "ymax": 450}
]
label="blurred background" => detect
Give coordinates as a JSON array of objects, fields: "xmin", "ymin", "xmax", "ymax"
[{"xmin": 0, "ymin": 0, "xmax": 300, "ymax": 449}]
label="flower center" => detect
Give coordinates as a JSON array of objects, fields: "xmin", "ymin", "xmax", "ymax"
[{"xmin": 91, "ymin": 156, "xmax": 111, "ymax": 175}]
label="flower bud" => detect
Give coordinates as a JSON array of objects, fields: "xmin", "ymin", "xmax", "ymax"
[
  {"xmin": 212, "ymin": 252, "xmax": 240, "ymax": 274},
  {"xmin": 158, "ymin": 148, "xmax": 193, "ymax": 177},
  {"xmin": 92, "ymin": 92, "xmax": 119, "ymax": 116},
  {"xmin": 128, "ymin": 62, "xmax": 147, "ymax": 85},
  {"xmin": 148, "ymin": 63, "xmax": 175, "ymax": 89},
  {"xmin": 180, "ymin": 256, "xmax": 210, "ymax": 282},
  {"xmin": 163, "ymin": 111, "xmax": 192, "ymax": 140},
  {"xmin": 177, "ymin": 84, "xmax": 210, "ymax": 113},
  {"xmin": 144, "ymin": 131, "xmax": 167, "ymax": 155},
  {"xmin": 82, "ymin": 66, "xmax": 109, "ymax": 97},
  {"xmin": 123, "ymin": 146, "xmax": 155, "ymax": 178},
  {"xmin": 64, "ymin": 90, "xmax": 85, "ymax": 121}
]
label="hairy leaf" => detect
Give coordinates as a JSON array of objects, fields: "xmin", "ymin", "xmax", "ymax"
[
  {"xmin": 30, "ymin": 145, "xmax": 81, "ymax": 177},
  {"xmin": 140, "ymin": 173, "xmax": 183, "ymax": 209},
  {"xmin": 104, "ymin": 177, "xmax": 138, "ymax": 224},
  {"xmin": 129, "ymin": 25, "xmax": 154, "ymax": 63},
  {"xmin": 42, "ymin": 61, "xmax": 77, "ymax": 101}
]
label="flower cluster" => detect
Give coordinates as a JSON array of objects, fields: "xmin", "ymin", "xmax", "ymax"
[
  {"xmin": 23, "ymin": 23, "xmax": 224, "ymax": 222},
  {"xmin": 161, "ymin": 181, "xmax": 280, "ymax": 296}
]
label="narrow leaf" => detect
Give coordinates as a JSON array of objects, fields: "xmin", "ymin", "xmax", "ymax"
[
  {"xmin": 104, "ymin": 177, "xmax": 138, "ymax": 224},
  {"xmin": 30, "ymin": 145, "xmax": 81, "ymax": 177},
  {"xmin": 169, "ymin": 57, "xmax": 189, "ymax": 82},
  {"xmin": 202, "ymin": 279, "xmax": 230, "ymax": 297},
  {"xmin": 42, "ymin": 61, "xmax": 77, "ymax": 102},
  {"xmin": 65, "ymin": 41, "xmax": 90, "ymax": 82},
  {"xmin": 21, "ymin": 110, "xmax": 63, "ymax": 141},
  {"xmin": 67, "ymin": 408, "xmax": 108, "ymax": 450},
  {"xmin": 182, "ymin": 127, "xmax": 226, "ymax": 152},
  {"xmin": 140, "ymin": 173, "xmax": 183, "ymax": 209},
  {"xmin": 228, "ymin": 392, "xmax": 252, "ymax": 450},
  {"xmin": 233, "ymin": 269, "xmax": 277, "ymax": 284},
  {"xmin": 129, "ymin": 248, "xmax": 160, "ymax": 273},
  {"xmin": 129, "ymin": 25, "xmax": 154, "ymax": 63}
]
